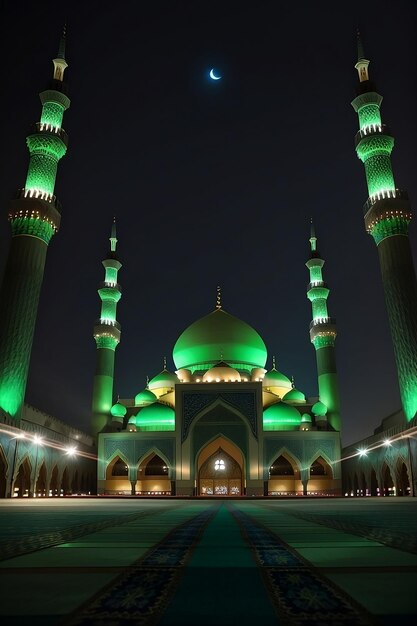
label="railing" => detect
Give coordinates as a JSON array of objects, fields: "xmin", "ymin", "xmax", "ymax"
[
  {"xmin": 15, "ymin": 188, "xmax": 62, "ymax": 213},
  {"xmin": 94, "ymin": 318, "xmax": 121, "ymax": 331},
  {"xmin": 309, "ymin": 317, "xmax": 336, "ymax": 330},
  {"xmin": 363, "ymin": 188, "xmax": 409, "ymax": 214},
  {"xmin": 98, "ymin": 281, "xmax": 122, "ymax": 293},
  {"xmin": 307, "ymin": 281, "xmax": 326, "ymax": 291},
  {"xmin": 354, "ymin": 123, "xmax": 390, "ymax": 147},
  {"xmin": 29, "ymin": 122, "xmax": 69, "ymax": 147}
]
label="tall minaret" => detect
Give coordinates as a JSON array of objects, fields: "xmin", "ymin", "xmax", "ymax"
[
  {"xmin": 352, "ymin": 33, "xmax": 417, "ymax": 422},
  {"xmin": 306, "ymin": 221, "xmax": 341, "ymax": 431},
  {"xmin": 0, "ymin": 29, "xmax": 70, "ymax": 419},
  {"xmin": 91, "ymin": 220, "xmax": 122, "ymax": 438}
]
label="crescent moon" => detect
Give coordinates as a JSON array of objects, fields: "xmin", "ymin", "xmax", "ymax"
[{"xmin": 209, "ymin": 68, "xmax": 221, "ymax": 80}]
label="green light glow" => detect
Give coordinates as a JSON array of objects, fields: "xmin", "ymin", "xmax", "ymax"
[
  {"xmin": 25, "ymin": 155, "xmax": 58, "ymax": 195},
  {"xmin": 95, "ymin": 336, "xmax": 118, "ymax": 350},
  {"xmin": 40, "ymin": 102, "xmax": 64, "ymax": 128},
  {"xmin": 98, "ymin": 287, "xmax": 121, "ymax": 303},
  {"xmin": 173, "ymin": 308, "xmax": 267, "ymax": 371},
  {"xmin": 105, "ymin": 267, "xmax": 118, "ymax": 283},
  {"xmin": 312, "ymin": 300, "xmax": 329, "ymax": 319},
  {"xmin": 111, "ymin": 402, "xmax": 127, "ymax": 417},
  {"xmin": 10, "ymin": 218, "xmax": 55, "ymax": 244},
  {"xmin": 364, "ymin": 156, "xmax": 395, "ymax": 196},
  {"xmin": 309, "ymin": 266, "xmax": 323, "ymax": 282},
  {"xmin": 133, "ymin": 403, "xmax": 175, "ymax": 431},
  {"xmin": 370, "ymin": 217, "xmax": 410, "ymax": 245},
  {"xmin": 312, "ymin": 335, "xmax": 335, "ymax": 350},
  {"xmin": 263, "ymin": 403, "xmax": 301, "ymax": 430},
  {"xmin": 100, "ymin": 301, "xmax": 116, "ymax": 321},
  {"xmin": 358, "ymin": 104, "xmax": 381, "ymax": 129}
]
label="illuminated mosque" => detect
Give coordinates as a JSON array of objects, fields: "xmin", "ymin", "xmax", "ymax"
[{"xmin": 0, "ymin": 31, "xmax": 416, "ymax": 498}]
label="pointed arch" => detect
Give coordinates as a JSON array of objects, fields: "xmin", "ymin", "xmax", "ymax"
[
  {"xmin": 14, "ymin": 456, "xmax": 32, "ymax": 497},
  {"xmin": 309, "ymin": 455, "xmax": 333, "ymax": 479},
  {"xmin": 266, "ymin": 447, "xmax": 302, "ymax": 474},
  {"xmin": 381, "ymin": 462, "xmax": 395, "ymax": 496},
  {"xmin": 195, "ymin": 434, "xmax": 245, "ymax": 475},
  {"xmin": 35, "ymin": 462, "xmax": 47, "ymax": 497},
  {"xmin": 50, "ymin": 465, "xmax": 59, "ymax": 496},
  {"xmin": 267, "ymin": 449, "xmax": 302, "ymax": 496},
  {"xmin": 106, "ymin": 452, "xmax": 130, "ymax": 480},
  {"xmin": 61, "ymin": 467, "xmax": 70, "ymax": 495},
  {"xmin": 137, "ymin": 447, "xmax": 171, "ymax": 473},
  {"xmin": 189, "ymin": 397, "xmax": 254, "ymax": 438},
  {"xmin": 136, "ymin": 448, "xmax": 172, "ymax": 495},
  {"xmin": 0, "ymin": 445, "xmax": 8, "ymax": 498}
]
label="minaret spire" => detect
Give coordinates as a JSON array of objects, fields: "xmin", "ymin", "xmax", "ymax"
[
  {"xmin": 110, "ymin": 217, "xmax": 117, "ymax": 253},
  {"xmin": 91, "ymin": 221, "xmax": 122, "ymax": 438},
  {"xmin": 53, "ymin": 25, "xmax": 68, "ymax": 82},
  {"xmin": 0, "ymin": 29, "xmax": 71, "ymax": 419},
  {"xmin": 352, "ymin": 39, "xmax": 417, "ymax": 422},
  {"xmin": 355, "ymin": 30, "xmax": 370, "ymax": 83},
  {"xmin": 306, "ymin": 223, "xmax": 341, "ymax": 431}
]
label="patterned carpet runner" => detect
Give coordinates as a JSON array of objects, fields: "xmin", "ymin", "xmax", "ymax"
[{"xmin": 62, "ymin": 502, "xmax": 380, "ymax": 625}]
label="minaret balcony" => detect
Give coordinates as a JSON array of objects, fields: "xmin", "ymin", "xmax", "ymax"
[
  {"xmin": 93, "ymin": 319, "xmax": 121, "ymax": 344},
  {"xmin": 354, "ymin": 123, "xmax": 390, "ymax": 148},
  {"xmin": 94, "ymin": 318, "xmax": 121, "ymax": 331},
  {"xmin": 15, "ymin": 188, "xmax": 62, "ymax": 213},
  {"xmin": 309, "ymin": 317, "xmax": 336, "ymax": 330},
  {"xmin": 363, "ymin": 189, "xmax": 410, "ymax": 217},
  {"xmin": 309, "ymin": 318, "xmax": 337, "ymax": 344},
  {"xmin": 30, "ymin": 122, "xmax": 69, "ymax": 147},
  {"xmin": 98, "ymin": 281, "xmax": 122, "ymax": 294},
  {"xmin": 307, "ymin": 281, "xmax": 327, "ymax": 291}
]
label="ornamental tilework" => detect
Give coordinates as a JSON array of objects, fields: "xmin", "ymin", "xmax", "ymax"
[
  {"xmin": 134, "ymin": 439, "xmax": 175, "ymax": 468},
  {"xmin": 104, "ymin": 439, "xmax": 134, "ymax": 463},
  {"xmin": 182, "ymin": 391, "xmax": 257, "ymax": 441}
]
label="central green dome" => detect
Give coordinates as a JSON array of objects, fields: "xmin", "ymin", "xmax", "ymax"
[{"xmin": 173, "ymin": 308, "xmax": 267, "ymax": 372}]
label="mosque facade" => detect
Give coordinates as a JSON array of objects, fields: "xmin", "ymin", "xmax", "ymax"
[{"xmin": 0, "ymin": 33, "xmax": 416, "ymax": 498}]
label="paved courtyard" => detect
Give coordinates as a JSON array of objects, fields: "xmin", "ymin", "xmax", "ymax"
[{"xmin": 0, "ymin": 497, "xmax": 416, "ymax": 625}]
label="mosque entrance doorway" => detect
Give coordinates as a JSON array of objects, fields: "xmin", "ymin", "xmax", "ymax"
[{"xmin": 197, "ymin": 438, "xmax": 244, "ymax": 496}]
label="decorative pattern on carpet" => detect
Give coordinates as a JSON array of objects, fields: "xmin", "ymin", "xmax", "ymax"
[
  {"xmin": 0, "ymin": 506, "xmax": 175, "ymax": 562},
  {"xmin": 279, "ymin": 509, "xmax": 417, "ymax": 555},
  {"xmin": 230, "ymin": 506, "xmax": 377, "ymax": 626},
  {"xmin": 63, "ymin": 506, "xmax": 217, "ymax": 625}
]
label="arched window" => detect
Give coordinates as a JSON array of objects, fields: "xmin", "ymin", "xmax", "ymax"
[
  {"xmin": 269, "ymin": 455, "xmax": 295, "ymax": 476},
  {"xmin": 145, "ymin": 455, "xmax": 168, "ymax": 476},
  {"xmin": 112, "ymin": 458, "xmax": 129, "ymax": 476}
]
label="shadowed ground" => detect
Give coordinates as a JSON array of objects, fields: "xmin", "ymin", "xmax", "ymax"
[{"xmin": 0, "ymin": 497, "xmax": 416, "ymax": 625}]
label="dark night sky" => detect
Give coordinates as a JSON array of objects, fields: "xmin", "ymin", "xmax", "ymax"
[{"xmin": 0, "ymin": 0, "xmax": 416, "ymax": 447}]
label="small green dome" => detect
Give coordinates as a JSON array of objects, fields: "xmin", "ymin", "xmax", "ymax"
[
  {"xmin": 312, "ymin": 401, "xmax": 327, "ymax": 417},
  {"xmin": 301, "ymin": 413, "xmax": 312, "ymax": 422},
  {"xmin": 148, "ymin": 369, "xmax": 178, "ymax": 390},
  {"xmin": 263, "ymin": 402, "xmax": 302, "ymax": 431},
  {"xmin": 173, "ymin": 308, "xmax": 267, "ymax": 372},
  {"xmin": 110, "ymin": 402, "xmax": 127, "ymax": 418},
  {"xmin": 133, "ymin": 402, "xmax": 175, "ymax": 431},
  {"xmin": 283, "ymin": 387, "xmax": 306, "ymax": 402},
  {"xmin": 262, "ymin": 367, "xmax": 291, "ymax": 388},
  {"xmin": 134, "ymin": 388, "xmax": 157, "ymax": 406}
]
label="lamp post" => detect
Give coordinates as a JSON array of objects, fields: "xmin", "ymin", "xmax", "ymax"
[{"xmin": 8, "ymin": 432, "xmax": 26, "ymax": 498}]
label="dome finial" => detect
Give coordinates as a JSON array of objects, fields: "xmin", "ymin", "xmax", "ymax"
[
  {"xmin": 272, "ymin": 355, "xmax": 276, "ymax": 370},
  {"xmin": 216, "ymin": 285, "xmax": 222, "ymax": 309},
  {"xmin": 146, "ymin": 375, "xmax": 149, "ymax": 386},
  {"xmin": 291, "ymin": 375, "xmax": 295, "ymax": 389},
  {"xmin": 163, "ymin": 356, "xmax": 167, "ymax": 370}
]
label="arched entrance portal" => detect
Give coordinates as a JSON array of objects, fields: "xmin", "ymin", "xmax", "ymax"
[{"xmin": 197, "ymin": 437, "xmax": 244, "ymax": 496}]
